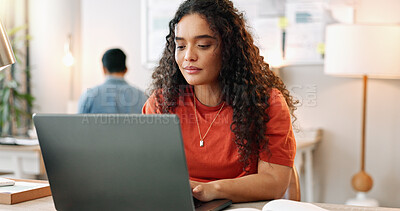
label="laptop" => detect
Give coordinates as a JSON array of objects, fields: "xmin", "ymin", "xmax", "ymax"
[{"xmin": 33, "ymin": 114, "xmax": 232, "ymax": 211}]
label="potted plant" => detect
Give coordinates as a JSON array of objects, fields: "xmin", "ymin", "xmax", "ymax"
[{"xmin": 0, "ymin": 25, "xmax": 35, "ymax": 136}]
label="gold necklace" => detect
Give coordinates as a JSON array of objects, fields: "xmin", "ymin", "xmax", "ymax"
[{"xmin": 193, "ymin": 94, "xmax": 225, "ymax": 147}]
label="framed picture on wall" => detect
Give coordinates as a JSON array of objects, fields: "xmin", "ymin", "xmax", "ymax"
[
  {"xmin": 141, "ymin": 0, "xmax": 182, "ymax": 69},
  {"xmin": 283, "ymin": 0, "xmax": 327, "ymax": 65}
]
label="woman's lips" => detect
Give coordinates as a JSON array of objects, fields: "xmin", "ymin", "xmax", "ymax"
[{"xmin": 184, "ymin": 66, "xmax": 202, "ymax": 74}]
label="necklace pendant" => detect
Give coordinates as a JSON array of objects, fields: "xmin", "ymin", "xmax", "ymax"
[{"xmin": 200, "ymin": 139, "xmax": 204, "ymax": 147}]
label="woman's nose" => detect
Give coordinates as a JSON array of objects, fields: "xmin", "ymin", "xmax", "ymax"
[{"xmin": 184, "ymin": 46, "xmax": 197, "ymax": 61}]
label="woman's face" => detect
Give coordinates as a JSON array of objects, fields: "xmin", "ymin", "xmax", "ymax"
[{"xmin": 174, "ymin": 13, "xmax": 222, "ymax": 88}]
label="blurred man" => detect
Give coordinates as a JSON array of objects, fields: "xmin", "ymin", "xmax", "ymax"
[{"xmin": 78, "ymin": 48, "xmax": 147, "ymax": 113}]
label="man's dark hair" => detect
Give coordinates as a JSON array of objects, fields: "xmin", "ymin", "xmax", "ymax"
[{"xmin": 102, "ymin": 48, "xmax": 127, "ymax": 73}]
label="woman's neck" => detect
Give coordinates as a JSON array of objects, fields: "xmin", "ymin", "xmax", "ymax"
[{"xmin": 194, "ymin": 84, "xmax": 222, "ymax": 107}]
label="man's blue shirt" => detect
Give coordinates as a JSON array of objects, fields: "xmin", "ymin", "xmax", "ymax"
[{"xmin": 77, "ymin": 76, "xmax": 147, "ymax": 114}]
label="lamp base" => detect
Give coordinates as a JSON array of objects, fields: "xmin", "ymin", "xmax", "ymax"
[{"xmin": 346, "ymin": 192, "xmax": 379, "ymax": 207}]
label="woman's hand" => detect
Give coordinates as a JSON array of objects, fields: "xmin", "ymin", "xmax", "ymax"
[
  {"xmin": 190, "ymin": 180, "xmax": 220, "ymax": 202},
  {"xmin": 189, "ymin": 162, "xmax": 291, "ymax": 203}
]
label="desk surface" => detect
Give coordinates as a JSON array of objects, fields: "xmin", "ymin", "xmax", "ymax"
[{"xmin": 1, "ymin": 196, "xmax": 399, "ymax": 211}]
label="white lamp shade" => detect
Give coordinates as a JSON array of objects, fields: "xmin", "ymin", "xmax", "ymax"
[
  {"xmin": 325, "ymin": 24, "xmax": 400, "ymax": 79},
  {"xmin": 0, "ymin": 20, "xmax": 16, "ymax": 69}
]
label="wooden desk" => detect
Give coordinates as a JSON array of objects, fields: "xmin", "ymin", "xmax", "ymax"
[
  {"xmin": 0, "ymin": 145, "xmax": 45, "ymax": 179},
  {"xmin": 1, "ymin": 196, "xmax": 399, "ymax": 211},
  {"xmin": 0, "ymin": 196, "xmax": 55, "ymax": 211}
]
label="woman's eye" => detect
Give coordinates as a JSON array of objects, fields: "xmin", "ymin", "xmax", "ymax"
[
  {"xmin": 176, "ymin": 45, "xmax": 185, "ymax": 50},
  {"xmin": 198, "ymin": 44, "xmax": 211, "ymax": 48}
]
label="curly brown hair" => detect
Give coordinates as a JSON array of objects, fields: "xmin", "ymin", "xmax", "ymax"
[{"xmin": 150, "ymin": 0, "xmax": 297, "ymax": 170}]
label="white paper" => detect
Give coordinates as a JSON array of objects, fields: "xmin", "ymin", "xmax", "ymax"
[
  {"xmin": 258, "ymin": 0, "xmax": 286, "ymax": 17},
  {"xmin": 0, "ymin": 137, "xmax": 39, "ymax": 145},
  {"xmin": 0, "ymin": 178, "xmax": 15, "ymax": 187},
  {"xmin": 284, "ymin": 0, "xmax": 326, "ymax": 65},
  {"xmin": 263, "ymin": 199, "xmax": 328, "ymax": 211},
  {"xmin": 15, "ymin": 138, "xmax": 39, "ymax": 145}
]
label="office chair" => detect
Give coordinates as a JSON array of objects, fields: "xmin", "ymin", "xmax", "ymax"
[{"xmin": 283, "ymin": 166, "xmax": 301, "ymax": 201}]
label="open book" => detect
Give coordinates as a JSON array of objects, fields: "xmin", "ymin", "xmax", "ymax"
[
  {"xmin": 229, "ymin": 199, "xmax": 328, "ymax": 211},
  {"xmin": 262, "ymin": 199, "xmax": 328, "ymax": 211}
]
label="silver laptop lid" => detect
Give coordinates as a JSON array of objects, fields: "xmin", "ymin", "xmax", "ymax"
[{"xmin": 34, "ymin": 114, "xmax": 195, "ymax": 211}]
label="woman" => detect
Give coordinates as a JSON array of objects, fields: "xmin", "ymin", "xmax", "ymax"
[{"xmin": 143, "ymin": 0, "xmax": 297, "ymax": 203}]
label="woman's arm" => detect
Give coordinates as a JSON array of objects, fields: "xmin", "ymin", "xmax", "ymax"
[
  {"xmin": 191, "ymin": 89, "xmax": 295, "ymax": 202},
  {"xmin": 190, "ymin": 160, "xmax": 292, "ymax": 202}
]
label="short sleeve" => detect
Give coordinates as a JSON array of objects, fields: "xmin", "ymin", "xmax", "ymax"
[
  {"xmin": 139, "ymin": 92, "xmax": 149, "ymax": 109},
  {"xmin": 142, "ymin": 93, "xmax": 162, "ymax": 114},
  {"xmin": 259, "ymin": 89, "xmax": 296, "ymax": 167}
]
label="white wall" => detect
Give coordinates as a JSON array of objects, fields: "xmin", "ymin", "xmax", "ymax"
[
  {"xmin": 81, "ymin": 0, "xmax": 152, "ymax": 95},
  {"xmin": 29, "ymin": 0, "xmax": 81, "ymax": 113}
]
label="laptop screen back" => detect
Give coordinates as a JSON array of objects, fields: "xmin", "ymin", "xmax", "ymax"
[{"xmin": 34, "ymin": 114, "xmax": 195, "ymax": 211}]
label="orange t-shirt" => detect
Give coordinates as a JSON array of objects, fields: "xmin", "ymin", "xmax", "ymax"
[{"xmin": 142, "ymin": 88, "xmax": 296, "ymax": 183}]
